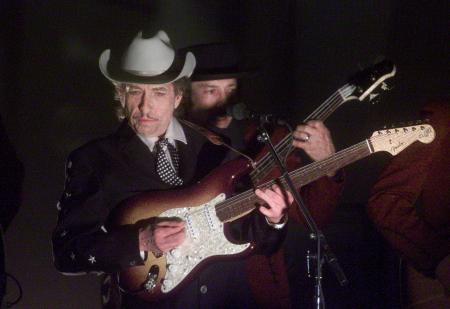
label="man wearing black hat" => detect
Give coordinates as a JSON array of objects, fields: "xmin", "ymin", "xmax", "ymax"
[
  {"xmin": 183, "ymin": 42, "xmax": 344, "ymax": 307},
  {"xmin": 52, "ymin": 31, "xmax": 293, "ymax": 309}
]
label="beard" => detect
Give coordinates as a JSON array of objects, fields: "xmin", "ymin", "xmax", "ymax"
[{"xmin": 188, "ymin": 94, "xmax": 239, "ymax": 126}]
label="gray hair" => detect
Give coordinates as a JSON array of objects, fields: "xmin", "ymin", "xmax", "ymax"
[{"xmin": 112, "ymin": 77, "xmax": 190, "ymax": 120}]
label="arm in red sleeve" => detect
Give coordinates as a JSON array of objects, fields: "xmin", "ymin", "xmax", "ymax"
[{"xmin": 367, "ymin": 102, "xmax": 450, "ymax": 275}]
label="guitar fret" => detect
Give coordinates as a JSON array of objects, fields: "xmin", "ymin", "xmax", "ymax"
[
  {"xmin": 218, "ymin": 123, "xmax": 428, "ymax": 224},
  {"xmin": 249, "ymin": 90, "xmax": 346, "ymax": 184},
  {"xmin": 246, "ymin": 61, "xmax": 396, "ymax": 186},
  {"xmin": 218, "ymin": 140, "xmax": 372, "ymax": 222}
]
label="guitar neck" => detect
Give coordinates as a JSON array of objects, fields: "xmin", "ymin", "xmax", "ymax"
[
  {"xmin": 250, "ymin": 86, "xmax": 352, "ymax": 184},
  {"xmin": 217, "ymin": 139, "xmax": 372, "ymax": 223}
]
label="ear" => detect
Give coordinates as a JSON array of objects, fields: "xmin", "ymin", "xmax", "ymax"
[{"xmin": 174, "ymin": 93, "xmax": 183, "ymax": 109}]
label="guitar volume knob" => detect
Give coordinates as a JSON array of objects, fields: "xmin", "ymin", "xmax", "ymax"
[
  {"xmin": 162, "ymin": 279, "xmax": 173, "ymax": 289},
  {"xmin": 170, "ymin": 248, "xmax": 181, "ymax": 258}
]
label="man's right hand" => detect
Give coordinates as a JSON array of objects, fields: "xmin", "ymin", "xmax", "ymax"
[{"xmin": 139, "ymin": 221, "xmax": 186, "ymax": 253}]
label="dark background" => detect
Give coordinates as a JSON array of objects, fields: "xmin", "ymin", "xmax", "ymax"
[{"xmin": 1, "ymin": 0, "xmax": 448, "ymax": 308}]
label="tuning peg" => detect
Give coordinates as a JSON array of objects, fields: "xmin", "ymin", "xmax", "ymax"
[{"xmin": 380, "ymin": 81, "xmax": 392, "ymax": 91}]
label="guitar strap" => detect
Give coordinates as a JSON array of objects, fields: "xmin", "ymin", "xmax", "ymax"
[{"xmin": 179, "ymin": 119, "xmax": 255, "ymax": 167}]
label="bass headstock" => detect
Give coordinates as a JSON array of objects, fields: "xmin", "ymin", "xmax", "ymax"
[{"xmin": 344, "ymin": 60, "xmax": 396, "ymax": 103}]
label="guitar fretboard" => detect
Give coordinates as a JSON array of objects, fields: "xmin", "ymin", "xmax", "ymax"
[
  {"xmin": 216, "ymin": 139, "xmax": 371, "ymax": 222},
  {"xmin": 249, "ymin": 85, "xmax": 354, "ymax": 185}
]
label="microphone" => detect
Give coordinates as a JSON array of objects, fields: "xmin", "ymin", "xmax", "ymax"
[{"xmin": 227, "ymin": 103, "xmax": 287, "ymax": 125}]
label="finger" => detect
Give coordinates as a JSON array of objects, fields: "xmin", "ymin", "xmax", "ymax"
[
  {"xmin": 154, "ymin": 225, "xmax": 185, "ymax": 239},
  {"xmin": 306, "ymin": 120, "xmax": 325, "ymax": 129},
  {"xmin": 155, "ymin": 221, "xmax": 185, "ymax": 230},
  {"xmin": 292, "ymin": 138, "xmax": 309, "ymax": 149},
  {"xmin": 155, "ymin": 228, "xmax": 186, "ymax": 251},
  {"xmin": 301, "ymin": 125, "xmax": 318, "ymax": 137},
  {"xmin": 271, "ymin": 184, "xmax": 283, "ymax": 195},
  {"xmin": 258, "ymin": 202, "xmax": 285, "ymax": 222},
  {"xmin": 293, "ymin": 125, "xmax": 312, "ymax": 138},
  {"xmin": 294, "ymin": 124, "xmax": 307, "ymax": 133},
  {"xmin": 163, "ymin": 229, "xmax": 186, "ymax": 244},
  {"xmin": 256, "ymin": 188, "xmax": 280, "ymax": 205},
  {"xmin": 271, "ymin": 185, "xmax": 293, "ymax": 205},
  {"xmin": 259, "ymin": 190, "xmax": 286, "ymax": 211},
  {"xmin": 258, "ymin": 205, "xmax": 274, "ymax": 218},
  {"xmin": 255, "ymin": 188, "xmax": 269, "ymax": 201},
  {"xmin": 289, "ymin": 190, "xmax": 294, "ymax": 202},
  {"xmin": 156, "ymin": 220, "xmax": 185, "ymax": 227},
  {"xmin": 293, "ymin": 131, "xmax": 311, "ymax": 142},
  {"xmin": 307, "ymin": 121, "xmax": 332, "ymax": 140}
]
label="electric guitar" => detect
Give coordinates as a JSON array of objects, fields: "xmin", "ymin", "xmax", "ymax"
[
  {"xmin": 250, "ymin": 59, "xmax": 396, "ymax": 185},
  {"xmin": 112, "ymin": 123, "xmax": 434, "ymax": 302}
]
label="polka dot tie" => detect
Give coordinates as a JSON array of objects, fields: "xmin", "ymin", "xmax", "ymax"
[{"xmin": 155, "ymin": 138, "xmax": 183, "ymax": 186}]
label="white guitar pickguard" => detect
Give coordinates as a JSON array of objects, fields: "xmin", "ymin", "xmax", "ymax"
[{"xmin": 158, "ymin": 193, "xmax": 250, "ymax": 293}]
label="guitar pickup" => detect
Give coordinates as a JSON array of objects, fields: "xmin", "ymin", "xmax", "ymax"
[{"xmin": 184, "ymin": 212, "xmax": 199, "ymax": 240}]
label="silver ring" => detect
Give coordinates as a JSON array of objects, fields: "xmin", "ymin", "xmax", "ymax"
[{"xmin": 304, "ymin": 133, "xmax": 310, "ymax": 142}]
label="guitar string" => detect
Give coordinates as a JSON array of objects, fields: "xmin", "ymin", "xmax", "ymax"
[
  {"xmin": 251, "ymin": 79, "xmax": 379, "ymax": 180},
  {"xmin": 215, "ymin": 140, "xmax": 370, "ymax": 219},
  {"xmin": 306, "ymin": 85, "xmax": 349, "ymax": 120},
  {"xmin": 233, "ymin": 139, "xmax": 367, "ymax": 203},
  {"xmin": 185, "ymin": 138, "xmax": 368, "ymax": 221},
  {"xmin": 165, "ymin": 109, "xmax": 367, "ymax": 224},
  {"xmin": 215, "ymin": 129, "xmax": 422, "ymax": 220},
  {"xmin": 219, "ymin": 140, "xmax": 390, "ymax": 219},
  {"xmin": 160, "ymin": 86, "xmax": 347, "ymax": 221},
  {"xmin": 249, "ymin": 94, "xmax": 343, "ymax": 180},
  {"xmin": 250, "ymin": 89, "xmax": 346, "ymax": 176},
  {"xmin": 250, "ymin": 89, "xmax": 345, "ymax": 180}
]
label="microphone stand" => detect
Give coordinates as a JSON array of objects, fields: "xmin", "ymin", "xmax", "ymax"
[{"xmin": 256, "ymin": 121, "xmax": 347, "ymax": 309}]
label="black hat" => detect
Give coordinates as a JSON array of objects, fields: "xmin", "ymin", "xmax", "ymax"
[{"xmin": 184, "ymin": 42, "xmax": 255, "ymax": 81}]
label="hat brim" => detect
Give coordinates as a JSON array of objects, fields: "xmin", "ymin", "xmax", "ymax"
[{"xmin": 99, "ymin": 49, "xmax": 196, "ymax": 85}]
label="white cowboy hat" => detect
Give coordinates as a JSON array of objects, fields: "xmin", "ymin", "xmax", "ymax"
[{"xmin": 99, "ymin": 30, "xmax": 196, "ymax": 84}]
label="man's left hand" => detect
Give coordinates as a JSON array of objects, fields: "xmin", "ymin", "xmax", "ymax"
[
  {"xmin": 292, "ymin": 120, "xmax": 336, "ymax": 176},
  {"xmin": 255, "ymin": 184, "xmax": 293, "ymax": 224}
]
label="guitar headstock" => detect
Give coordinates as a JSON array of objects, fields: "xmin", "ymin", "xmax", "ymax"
[
  {"xmin": 370, "ymin": 124, "xmax": 435, "ymax": 156},
  {"xmin": 342, "ymin": 60, "xmax": 396, "ymax": 103}
]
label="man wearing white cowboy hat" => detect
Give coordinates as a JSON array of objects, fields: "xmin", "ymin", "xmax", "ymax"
[{"xmin": 52, "ymin": 30, "xmax": 293, "ymax": 308}]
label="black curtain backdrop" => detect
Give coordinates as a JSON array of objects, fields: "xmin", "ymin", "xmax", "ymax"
[{"xmin": 1, "ymin": 1, "xmax": 448, "ymax": 308}]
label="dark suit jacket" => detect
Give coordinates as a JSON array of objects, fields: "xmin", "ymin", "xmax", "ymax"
[{"xmin": 52, "ymin": 120, "xmax": 284, "ymax": 308}]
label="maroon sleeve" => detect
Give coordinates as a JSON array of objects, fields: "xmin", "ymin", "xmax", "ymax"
[
  {"xmin": 367, "ymin": 102, "xmax": 450, "ymax": 275},
  {"xmin": 295, "ymin": 173, "xmax": 344, "ymax": 228}
]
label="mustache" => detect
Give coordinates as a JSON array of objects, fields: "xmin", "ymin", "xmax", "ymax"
[{"xmin": 131, "ymin": 112, "xmax": 158, "ymax": 121}]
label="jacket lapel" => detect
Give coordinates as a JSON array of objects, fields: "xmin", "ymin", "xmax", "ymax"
[
  {"xmin": 114, "ymin": 121, "xmax": 158, "ymax": 179},
  {"xmin": 112, "ymin": 120, "xmax": 210, "ymax": 188}
]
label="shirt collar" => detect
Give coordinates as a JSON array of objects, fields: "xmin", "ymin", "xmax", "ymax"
[{"xmin": 137, "ymin": 117, "xmax": 187, "ymax": 152}]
